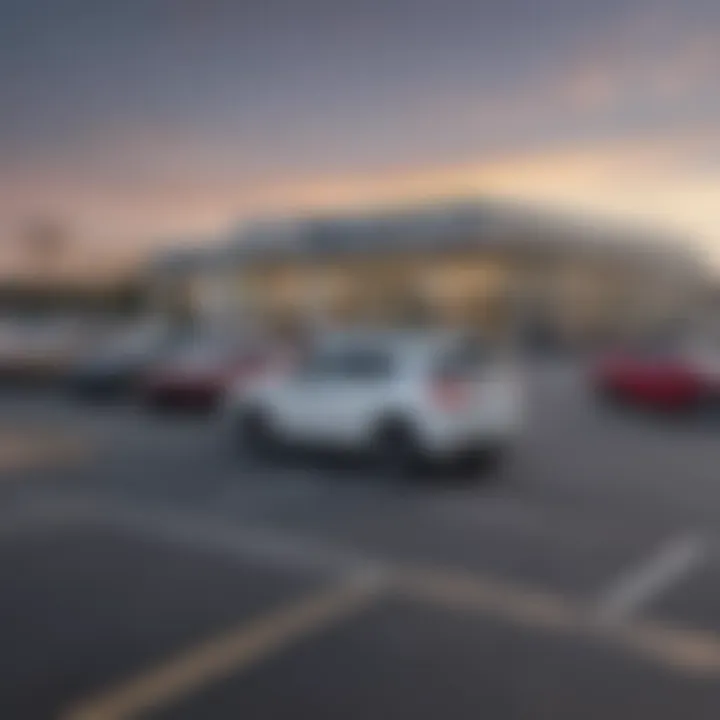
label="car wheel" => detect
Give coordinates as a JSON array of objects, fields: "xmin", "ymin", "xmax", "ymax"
[{"xmin": 372, "ymin": 420, "xmax": 422, "ymax": 478}]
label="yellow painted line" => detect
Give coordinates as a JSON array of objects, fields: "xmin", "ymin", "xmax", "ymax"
[
  {"xmin": 63, "ymin": 573, "xmax": 385, "ymax": 720},
  {"xmin": 396, "ymin": 566, "xmax": 720, "ymax": 677},
  {"xmin": 54, "ymin": 504, "xmax": 720, "ymax": 720},
  {"xmin": 0, "ymin": 433, "xmax": 91, "ymax": 473},
  {"xmin": 398, "ymin": 566, "xmax": 580, "ymax": 634}
]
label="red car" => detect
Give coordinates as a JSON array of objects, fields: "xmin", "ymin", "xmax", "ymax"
[
  {"xmin": 142, "ymin": 342, "xmax": 272, "ymax": 412},
  {"xmin": 593, "ymin": 341, "xmax": 720, "ymax": 412}
]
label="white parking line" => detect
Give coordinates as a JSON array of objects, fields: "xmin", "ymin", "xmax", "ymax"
[
  {"xmin": 22, "ymin": 498, "xmax": 720, "ymax": 705},
  {"xmin": 105, "ymin": 503, "xmax": 384, "ymax": 577},
  {"xmin": 596, "ymin": 534, "xmax": 706, "ymax": 623}
]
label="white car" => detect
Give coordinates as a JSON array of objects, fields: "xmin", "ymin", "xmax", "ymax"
[{"xmin": 228, "ymin": 330, "xmax": 524, "ymax": 475}]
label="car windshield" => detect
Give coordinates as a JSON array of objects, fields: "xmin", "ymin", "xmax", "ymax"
[{"xmin": 298, "ymin": 343, "xmax": 395, "ymax": 380}]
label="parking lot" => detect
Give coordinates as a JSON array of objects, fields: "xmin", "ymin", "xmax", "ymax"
[{"xmin": 4, "ymin": 363, "xmax": 720, "ymax": 718}]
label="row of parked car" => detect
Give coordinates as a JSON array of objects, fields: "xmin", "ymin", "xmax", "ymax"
[
  {"xmin": 68, "ymin": 325, "xmax": 275, "ymax": 412},
  {"xmin": 5, "ymin": 314, "xmax": 714, "ymax": 474},
  {"xmin": 59, "ymin": 324, "xmax": 526, "ymax": 476}
]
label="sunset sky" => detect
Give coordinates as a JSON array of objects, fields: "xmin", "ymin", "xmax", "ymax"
[{"xmin": 2, "ymin": 0, "xmax": 720, "ymax": 274}]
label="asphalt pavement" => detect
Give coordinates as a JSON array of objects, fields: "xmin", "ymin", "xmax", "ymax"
[{"xmin": 3, "ymin": 363, "xmax": 720, "ymax": 719}]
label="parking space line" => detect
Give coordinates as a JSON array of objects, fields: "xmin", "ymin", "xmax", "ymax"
[
  {"xmin": 39, "ymin": 502, "xmax": 720, "ymax": 683},
  {"xmin": 105, "ymin": 503, "xmax": 384, "ymax": 577},
  {"xmin": 596, "ymin": 534, "xmax": 706, "ymax": 623},
  {"xmin": 398, "ymin": 564, "xmax": 720, "ymax": 677},
  {"xmin": 398, "ymin": 566, "xmax": 580, "ymax": 633},
  {"xmin": 62, "ymin": 572, "xmax": 385, "ymax": 720}
]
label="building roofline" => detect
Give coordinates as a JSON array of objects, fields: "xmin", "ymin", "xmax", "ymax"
[{"xmin": 147, "ymin": 198, "xmax": 701, "ymax": 275}]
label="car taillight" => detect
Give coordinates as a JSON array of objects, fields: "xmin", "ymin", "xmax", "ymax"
[{"xmin": 431, "ymin": 377, "xmax": 471, "ymax": 411}]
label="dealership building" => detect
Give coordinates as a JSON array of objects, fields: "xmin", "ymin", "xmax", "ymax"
[{"xmin": 146, "ymin": 199, "xmax": 706, "ymax": 345}]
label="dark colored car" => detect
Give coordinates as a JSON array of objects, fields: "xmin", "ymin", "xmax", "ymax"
[
  {"xmin": 68, "ymin": 326, "xmax": 185, "ymax": 401},
  {"xmin": 141, "ymin": 342, "xmax": 270, "ymax": 413}
]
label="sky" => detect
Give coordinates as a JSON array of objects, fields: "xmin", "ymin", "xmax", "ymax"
[{"xmin": 1, "ymin": 0, "xmax": 720, "ymax": 275}]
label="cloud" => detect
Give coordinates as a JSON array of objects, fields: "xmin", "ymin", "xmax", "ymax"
[
  {"xmin": 3, "ymin": 124, "xmax": 720, "ymax": 272},
  {"xmin": 2, "ymin": 0, "xmax": 720, "ymax": 275},
  {"xmin": 555, "ymin": 5, "xmax": 720, "ymax": 114}
]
